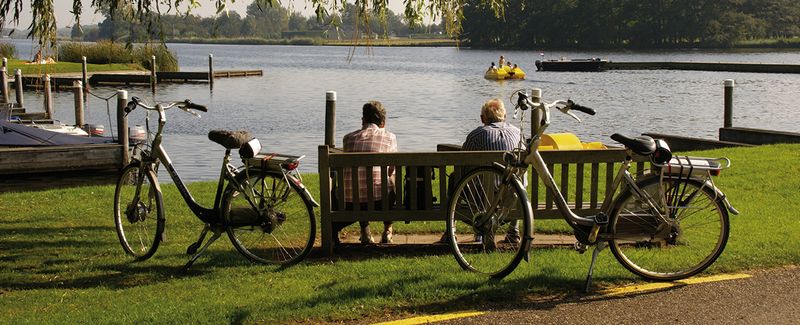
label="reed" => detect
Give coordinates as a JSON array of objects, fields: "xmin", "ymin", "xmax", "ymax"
[
  {"xmin": 58, "ymin": 41, "xmax": 179, "ymax": 71},
  {"xmin": 0, "ymin": 42, "xmax": 17, "ymax": 59}
]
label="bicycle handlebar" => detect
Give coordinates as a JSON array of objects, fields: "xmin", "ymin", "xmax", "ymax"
[
  {"xmin": 567, "ymin": 99, "xmax": 596, "ymax": 116},
  {"xmin": 124, "ymin": 96, "xmax": 208, "ymax": 114}
]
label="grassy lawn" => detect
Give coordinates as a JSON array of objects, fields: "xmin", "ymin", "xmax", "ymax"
[
  {"xmin": 1, "ymin": 144, "xmax": 798, "ymax": 323},
  {"xmin": 6, "ymin": 59, "xmax": 141, "ymax": 75}
]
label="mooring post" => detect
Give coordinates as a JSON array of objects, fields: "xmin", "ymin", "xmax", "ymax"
[
  {"xmin": 44, "ymin": 74, "xmax": 54, "ymax": 119},
  {"xmin": 0, "ymin": 66, "xmax": 9, "ymax": 104},
  {"xmin": 117, "ymin": 90, "xmax": 130, "ymax": 165},
  {"xmin": 530, "ymin": 88, "xmax": 543, "ymax": 137},
  {"xmin": 150, "ymin": 55, "xmax": 157, "ymax": 93},
  {"xmin": 208, "ymin": 53, "xmax": 214, "ymax": 89},
  {"xmin": 81, "ymin": 56, "xmax": 88, "ymax": 90},
  {"xmin": 723, "ymin": 79, "xmax": 734, "ymax": 128},
  {"xmin": 74, "ymin": 81, "xmax": 84, "ymax": 128},
  {"xmin": 14, "ymin": 69, "xmax": 23, "ymax": 107},
  {"xmin": 325, "ymin": 91, "xmax": 337, "ymax": 147},
  {"xmin": 1, "ymin": 57, "xmax": 6, "ymax": 69}
]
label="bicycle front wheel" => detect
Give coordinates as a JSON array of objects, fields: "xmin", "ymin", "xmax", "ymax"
[
  {"xmin": 447, "ymin": 166, "xmax": 532, "ymax": 278},
  {"xmin": 609, "ymin": 176, "xmax": 729, "ymax": 281},
  {"xmin": 114, "ymin": 163, "xmax": 164, "ymax": 260},
  {"xmin": 224, "ymin": 171, "xmax": 315, "ymax": 265}
]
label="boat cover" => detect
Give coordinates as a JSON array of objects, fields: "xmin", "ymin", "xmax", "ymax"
[{"xmin": 0, "ymin": 120, "xmax": 113, "ymax": 146}]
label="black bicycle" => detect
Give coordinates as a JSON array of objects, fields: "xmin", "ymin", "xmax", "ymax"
[{"xmin": 113, "ymin": 97, "xmax": 318, "ymax": 269}]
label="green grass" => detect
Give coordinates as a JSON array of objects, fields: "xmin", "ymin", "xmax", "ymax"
[
  {"xmin": 1, "ymin": 144, "xmax": 798, "ymax": 323},
  {"xmin": 7, "ymin": 59, "xmax": 140, "ymax": 75}
]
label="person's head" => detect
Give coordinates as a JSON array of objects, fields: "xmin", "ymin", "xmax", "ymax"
[
  {"xmin": 362, "ymin": 101, "xmax": 386, "ymax": 127},
  {"xmin": 480, "ymin": 99, "xmax": 505, "ymax": 124},
  {"xmin": 500, "ymin": 55, "xmax": 504, "ymax": 59},
  {"xmin": 513, "ymin": 64, "xmax": 518, "ymax": 68}
]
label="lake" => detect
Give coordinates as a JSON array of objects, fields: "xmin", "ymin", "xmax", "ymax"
[{"xmin": 9, "ymin": 40, "xmax": 800, "ymax": 181}]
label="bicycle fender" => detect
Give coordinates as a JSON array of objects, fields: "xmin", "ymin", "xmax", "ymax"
[
  {"xmin": 287, "ymin": 174, "xmax": 320, "ymax": 208},
  {"xmin": 658, "ymin": 174, "xmax": 739, "ymax": 216}
]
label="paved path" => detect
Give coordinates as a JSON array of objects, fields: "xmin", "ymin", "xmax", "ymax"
[{"xmin": 374, "ymin": 266, "xmax": 800, "ymax": 324}]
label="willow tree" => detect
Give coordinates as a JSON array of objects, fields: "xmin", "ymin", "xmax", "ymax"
[{"xmin": 0, "ymin": 0, "xmax": 505, "ymax": 48}]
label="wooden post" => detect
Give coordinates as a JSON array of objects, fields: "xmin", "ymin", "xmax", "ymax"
[
  {"xmin": 1, "ymin": 57, "xmax": 6, "ymax": 69},
  {"xmin": 325, "ymin": 91, "xmax": 337, "ymax": 147},
  {"xmin": 208, "ymin": 53, "xmax": 214, "ymax": 89},
  {"xmin": 724, "ymin": 79, "xmax": 734, "ymax": 128},
  {"xmin": 44, "ymin": 74, "xmax": 53, "ymax": 119},
  {"xmin": 14, "ymin": 69, "xmax": 23, "ymax": 108},
  {"xmin": 0, "ymin": 66, "xmax": 8, "ymax": 104},
  {"xmin": 81, "ymin": 56, "xmax": 88, "ymax": 90},
  {"xmin": 530, "ymin": 88, "xmax": 542, "ymax": 137},
  {"xmin": 150, "ymin": 55, "xmax": 157, "ymax": 93},
  {"xmin": 74, "ymin": 81, "xmax": 84, "ymax": 128},
  {"xmin": 117, "ymin": 90, "xmax": 130, "ymax": 165}
]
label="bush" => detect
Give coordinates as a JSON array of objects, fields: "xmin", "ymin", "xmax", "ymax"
[
  {"xmin": 58, "ymin": 41, "xmax": 178, "ymax": 71},
  {"xmin": 0, "ymin": 42, "xmax": 17, "ymax": 59},
  {"xmin": 134, "ymin": 44, "xmax": 179, "ymax": 72}
]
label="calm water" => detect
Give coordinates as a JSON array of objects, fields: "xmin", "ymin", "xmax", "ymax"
[{"xmin": 10, "ymin": 40, "xmax": 800, "ymax": 181}]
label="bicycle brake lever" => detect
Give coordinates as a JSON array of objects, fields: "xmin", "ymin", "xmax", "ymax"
[
  {"xmin": 560, "ymin": 108, "xmax": 582, "ymax": 122},
  {"xmin": 180, "ymin": 106, "xmax": 202, "ymax": 118}
]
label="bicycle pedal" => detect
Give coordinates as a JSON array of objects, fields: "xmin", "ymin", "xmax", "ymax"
[
  {"xmin": 594, "ymin": 212, "xmax": 609, "ymax": 225},
  {"xmin": 574, "ymin": 241, "xmax": 588, "ymax": 254}
]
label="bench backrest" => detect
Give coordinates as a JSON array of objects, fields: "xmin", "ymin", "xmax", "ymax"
[{"xmin": 317, "ymin": 144, "xmax": 650, "ymax": 221}]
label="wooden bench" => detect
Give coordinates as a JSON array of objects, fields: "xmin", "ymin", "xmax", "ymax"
[{"xmin": 317, "ymin": 144, "xmax": 649, "ymax": 255}]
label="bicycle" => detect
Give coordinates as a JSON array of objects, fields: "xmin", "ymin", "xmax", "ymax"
[
  {"xmin": 113, "ymin": 96, "xmax": 318, "ymax": 269},
  {"xmin": 445, "ymin": 88, "xmax": 738, "ymax": 288}
]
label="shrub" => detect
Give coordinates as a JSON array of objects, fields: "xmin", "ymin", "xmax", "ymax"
[
  {"xmin": 58, "ymin": 41, "xmax": 178, "ymax": 71},
  {"xmin": 134, "ymin": 44, "xmax": 179, "ymax": 72},
  {"xmin": 0, "ymin": 42, "xmax": 17, "ymax": 59}
]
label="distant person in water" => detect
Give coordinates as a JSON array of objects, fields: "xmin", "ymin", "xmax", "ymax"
[{"xmin": 498, "ymin": 55, "xmax": 506, "ymax": 66}]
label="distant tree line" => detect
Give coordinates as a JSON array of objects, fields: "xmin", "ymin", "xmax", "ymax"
[
  {"xmin": 72, "ymin": 2, "xmax": 443, "ymax": 42},
  {"xmin": 462, "ymin": 0, "xmax": 800, "ymax": 48}
]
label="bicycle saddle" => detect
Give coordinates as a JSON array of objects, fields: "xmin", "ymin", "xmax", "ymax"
[
  {"xmin": 610, "ymin": 133, "xmax": 655, "ymax": 155},
  {"xmin": 208, "ymin": 130, "xmax": 252, "ymax": 149}
]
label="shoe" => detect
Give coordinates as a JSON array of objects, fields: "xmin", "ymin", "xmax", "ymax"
[
  {"xmin": 501, "ymin": 231, "xmax": 521, "ymax": 244},
  {"xmin": 360, "ymin": 226, "xmax": 375, "ymax": 244}
]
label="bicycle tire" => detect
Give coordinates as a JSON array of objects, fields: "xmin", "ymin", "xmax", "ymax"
[
  {"xmin": 609, "ymin": 176, "xmax": 729, "ymax": 281},
  {"xmin": 114, "ymin": 162, "xmax": 165, "ymax": 260},
  {"xmin": 224, "ymin": 170, "xmax": 316, "ymax": 266},
  {"xmin": 446, "ymin": 166, "xmax": 533, "ymax": 278}
]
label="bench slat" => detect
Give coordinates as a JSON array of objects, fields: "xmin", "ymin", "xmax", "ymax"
[
  {"xmin": 576, "ymin": 163, "xmax": 584, "ymax": 209},
  {"xmin": 590, "ymin": 162, "xmax": 599, "ymax": 209},
  {"xmin": 381, "ymin": 166, "xmax": 389, "ymax": 211},
  {"xmin": 366, "ymin": 165, "xmax": 374, "ymax": 211}
]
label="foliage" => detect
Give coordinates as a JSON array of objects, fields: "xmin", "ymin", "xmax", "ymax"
[
  {"xmin": 0, "ymin": 0, "xmax": 466, "ymax": 49},
  {"xmin": 462, "ymin": 0, "xmax": 800, "ymax": 49},
  {"xmin": 58, "ymin": 41, "xmax": 178, "ymax": 71},
  {"xmin": 0, "ymin": 144, "xmax": 799, "ymax": 323},
  {"xmin": 0, "ymin": 41, "xmax": 16, "ymax": 59}
]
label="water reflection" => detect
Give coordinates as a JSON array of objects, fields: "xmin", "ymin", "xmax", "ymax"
[{"xmin": 9, "ymin": 40, "xmax": 800, "ymax": 181}]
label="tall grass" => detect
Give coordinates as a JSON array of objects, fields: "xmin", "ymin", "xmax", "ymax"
[
  {"xmin": 58, "ymin": 41, "xmax": 179, "ymax": 71},
  {"xmin": 0, "ymin": 42, "xmax": 17, "ymax": 59}
]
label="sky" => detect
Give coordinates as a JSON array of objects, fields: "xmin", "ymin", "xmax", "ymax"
[{"xmin": 7, "ymin": 0, "xmax": 410, "ymax": 29}]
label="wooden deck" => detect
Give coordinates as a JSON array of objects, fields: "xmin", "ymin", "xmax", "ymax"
[
  {"xmin": 0, "ymin": 143, "xmax": 125, "ymax": 175},
  {"xmin": 14, "ymin": 70, "xmax": 263, "ymax": 89}
]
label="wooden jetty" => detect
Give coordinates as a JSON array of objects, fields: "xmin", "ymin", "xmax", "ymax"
[
  {"xmin": 18, "ymin": 69, "xmax": 263, "ymax": 90},
  {"xmin": 605, "ymin": 61, "xmax": 800, "ymax": 74}
]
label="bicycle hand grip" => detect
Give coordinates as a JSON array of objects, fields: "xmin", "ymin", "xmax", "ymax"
[
  {"xmin": 568, "ymin": 100, "xmax": 596, "ymax": 115},
  {"xmin": 125, "ymin": 96, "xmax": 139, "ymax": 113},
  {"xmin": 184, "ymin": 100, "xmax": 208, "ymax": 112}
]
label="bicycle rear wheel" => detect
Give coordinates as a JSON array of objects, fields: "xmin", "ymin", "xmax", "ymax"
[
  {"xmin": 114, "ymin": 163, "xmax": 164, "ymax": 260},
  {"xmin": 447, "ymin": 166, "xmax": 532, "ymax": 279},
  {"xmin": 224, "ymin": 171, "xmax": 315, "ymax": 265},
  {"xmin": 609, "ymin": 176, "xmax": 729, "ymax": 281}
]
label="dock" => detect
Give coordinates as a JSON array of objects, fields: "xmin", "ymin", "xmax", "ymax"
[
  {"xmin": 606, "ymin": 61, "xmax": 800, "ymax": 74},
  {"xmin": 18, "ymin": 69, "xmax": 263, "ymax": 90}
]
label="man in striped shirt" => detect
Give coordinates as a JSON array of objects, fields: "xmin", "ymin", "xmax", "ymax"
[
  {"xmin": 462, "ymin": 98, "xmax": 523, "ymax": 244},
  {"xmin": 336, "ymin": 101, "xmax": 398, "ymax": 244}
]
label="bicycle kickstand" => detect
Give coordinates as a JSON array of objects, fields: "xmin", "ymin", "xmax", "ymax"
[
  {"xmin": 584, "ymin": 241, "xmax": 607, "ymax": 293},
  {"xmin": 181, "ymin": 227, "xmax": 223, "ymax": 272}
]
